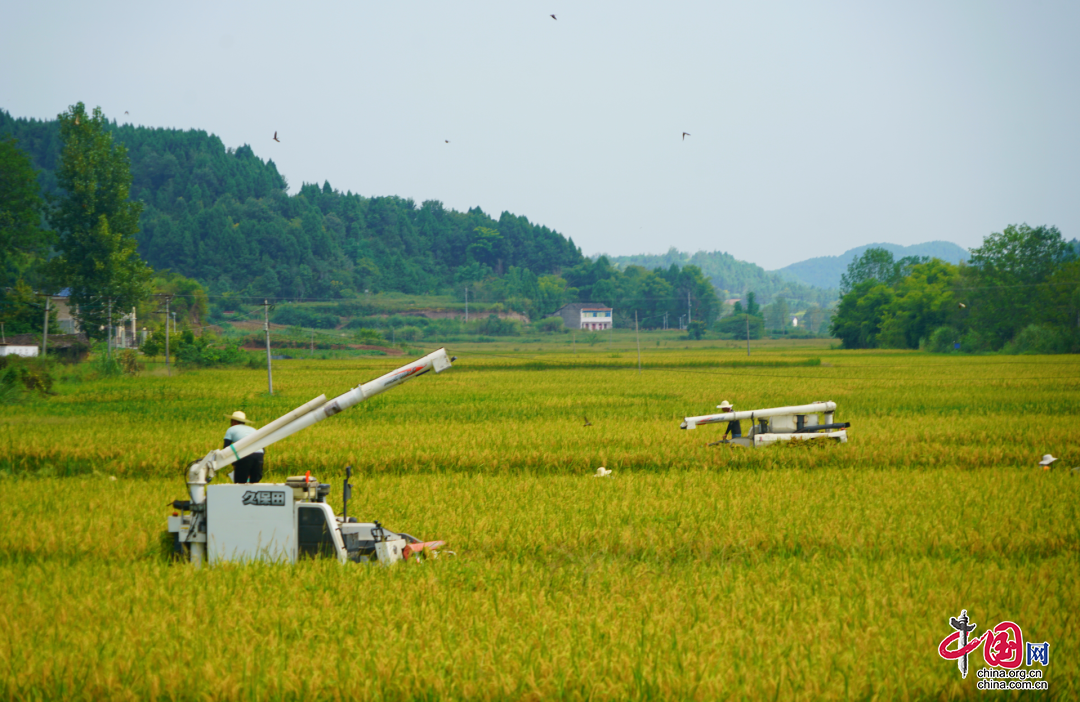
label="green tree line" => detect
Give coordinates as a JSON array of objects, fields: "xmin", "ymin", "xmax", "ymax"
[{"xmin": 830, "ymin": 225, "xmax": 1080, "ymax": 353}]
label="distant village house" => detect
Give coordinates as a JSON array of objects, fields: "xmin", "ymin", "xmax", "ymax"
[{"xmin": 554, "ymin": 302, "xmax": 614, "ymax": 331}]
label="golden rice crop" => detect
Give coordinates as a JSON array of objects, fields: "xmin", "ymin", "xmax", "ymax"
[
  {"xmin": 3, "ymin": 344, "xmax": 1076, "ymax": 478},
  {"xmin": 1, "ymin": 468, "xmax": 1076, "ymax": 700},
  {"xmin": 1, "ymin": 342, "xmax": 1077, "ymax": 700}
]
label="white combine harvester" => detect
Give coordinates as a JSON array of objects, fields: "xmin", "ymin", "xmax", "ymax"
[
  {"xmin": 680, "ymin": 401, "xmax": 850, "ymax": 448},
  {"xmin": 167, "ymin": 348, "xmax": 455, "ymax": 568}
]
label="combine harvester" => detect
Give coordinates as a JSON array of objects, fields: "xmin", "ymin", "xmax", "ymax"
[
  {"xmin": 167, "ymin": 349, "xmax": 455, "ymax": 568},
  {"xmin": 680, "ymin": 401, "xmax": 850, "ymax": 448}
]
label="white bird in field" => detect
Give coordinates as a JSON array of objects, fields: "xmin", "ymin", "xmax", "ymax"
[{"xmin": 594, "ymin": 467, "xmax": 612, "ymax": 478}]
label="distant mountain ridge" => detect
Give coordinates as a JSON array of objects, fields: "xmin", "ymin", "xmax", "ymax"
[
  {"xmin": 772, "ymin": 241, "xmax": 969, "ymax": 289},
  {"xmin": 597, "ymin": 248, "xmax": 837, "ymax": 308}
]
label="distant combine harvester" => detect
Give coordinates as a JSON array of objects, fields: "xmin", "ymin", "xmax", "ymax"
[{"xmin": 681, "ymin": 401, "xmax": 850, "ymax": 448}]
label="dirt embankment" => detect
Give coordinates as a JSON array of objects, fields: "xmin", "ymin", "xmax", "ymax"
[
  {"xmin": 228, "ymin": 320, "xmax": 289, "ymax": 332},
  {"xmin": 392, "ymin": 309, "xmax": 530, "ymax": 323},
  {"xmin": 239, "ymin": 341, "xmax": 403, "ymax": 355}
]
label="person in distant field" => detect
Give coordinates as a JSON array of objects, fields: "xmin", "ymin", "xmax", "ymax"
[
  {"xmin": 224, "ymin": 411, "xmax": 264, "ymax": 484},
  {"xmin": 718, "ymin": 400, "xmax": 741, "ymax": 439},
  {"xmin": 1038, "ymin": 454, "xmax": 1058, "ymax": 471}
]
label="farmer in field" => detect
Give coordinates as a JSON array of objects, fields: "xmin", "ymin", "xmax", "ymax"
[
  {"xmin": 224, "ymin": 411, "xmax": 264, "ymax": 483},
  {"xmin": 719, "ymin": 400, "xmax": 742, "ymax": 439}
]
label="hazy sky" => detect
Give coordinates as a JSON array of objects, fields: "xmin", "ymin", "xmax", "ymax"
[{"xmin": 2, "ymin": 1, "xmax": 1077, "ymax": 269}]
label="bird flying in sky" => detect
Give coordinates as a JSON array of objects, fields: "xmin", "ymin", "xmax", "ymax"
[
  {"xmin": 682, "ymin": 132, "xmax": 690, "ymax": 140},
  {"xmin": 445, "ymin": 140, "xmax": 450, "ymax": 143},
  {"xmin": 550, "ymin": 14, "xmax": 557, "ymax": 20},
  {"xmin": 273, "ymin": 131, "xmax": 280, "ymax": 142}
]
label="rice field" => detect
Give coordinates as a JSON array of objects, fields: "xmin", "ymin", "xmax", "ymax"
[{"xmin": 1, "ymin": 341, "xmax": 1078, "ymax": 700}]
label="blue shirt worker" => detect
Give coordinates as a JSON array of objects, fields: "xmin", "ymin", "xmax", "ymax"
[{"xmin": 224, "ymin": 411, "xmax": 264, "ymax": 484}]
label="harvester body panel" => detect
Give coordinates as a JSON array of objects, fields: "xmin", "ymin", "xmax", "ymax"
[{"xmin": 206, "ymin": 484, "xmax": 296, "ymax": 565}]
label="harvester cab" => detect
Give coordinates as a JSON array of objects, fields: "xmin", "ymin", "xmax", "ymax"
[
  {"xmin": 680, "ymin": 401, "xmax": 851, "ymax": 448},
  {"xmin": 167, "ymin": 348, "xmax": 455, "ymax": 568}
]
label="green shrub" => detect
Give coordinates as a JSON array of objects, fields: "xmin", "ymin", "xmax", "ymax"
[
  {"xmin": 925, "ymin": 326, "xmax": 958, "ymax": 353},
  {"xmin": 533, "ymin": 317, "xmax": 567, "ymax": 334},
  {"xmin": 353, "ymin": 328, "xmax": 384, "ymax": 344},
  {"xmin": 1003, "ymin": 324, "xmax": 1069, "ymax": 355},
  {"xmin": 714, "ymin": 314, "xmax": 764, "ymax": 340},
  {"xmin": 175, "ymin": 334, "xmax": 250, "ymax": 367},
  {"xmin": 0, "ymin": 358, "xmax": 55, "ymax": 396},
  {"xmin": 271, "ymin": 306, "xmax": 340, "ymax": 329},
  {"xmin": 476, "ymin": 315, "xmax": 521, "ymax": 336},
  {"xmin": 140, "ymin": 335, "xmax": 163, "ymax": 358},
  {"xmin": 117, "ymin": 349, "xmax": 144, "ymax": 375}
]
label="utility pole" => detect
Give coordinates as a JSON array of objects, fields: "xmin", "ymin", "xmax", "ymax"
[
  {"xmin": 311, "ymin": 329, "xmax": 314, "ymax": 357},
  {"xmin": 264, "ymin": 300, "xmax": 273, "ymax": 395},
  {"xmin": 107, "ymin": 299, "xmax": 113, "ymax": 361},
  {"xmin": 688, "ymin": 291, "xmax": 692, "ymax": 326},
  {"xmin": 746, "ymin": 314, "xmax": 751, "ymax": 357},
  {"xmin": 464, "ymin": 287, "xmax": 468, "ymax": 324},
  {"xmin": 635, "ymin": 310, "xmax": 641, "ymax": 374},
  {"xmin": 131, "ymin": 306, "xmax": 136, "ymax": 350},
  {"xmin": 40, "ymin": 294, "xmax": 50, "ymax": 358},
  {"xmin": 164, "ymin": 296, "xmax": 171, "ymax": 375}
]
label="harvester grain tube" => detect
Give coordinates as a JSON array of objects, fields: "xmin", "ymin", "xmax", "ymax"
[
  {"xmin": 186, "ymin": 394, "xmax": 329, "ymax": 497},
  {"xmin": 230, "ymin": 395, "xmax": 328, "ymax": 456},
  {"xmin": 238, "ymin": 348, "xmax": 454, "ymax": 457},
  {"xmin": 680, "ymin": 401, "xmax": 837, "ymax": 430}
]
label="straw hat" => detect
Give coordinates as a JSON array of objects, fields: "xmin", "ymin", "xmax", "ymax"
[
  {"xmin": 717, "ymin": 400, "xmax": 733, "ymax": 411},
  {"xmin": 1038, "ymin": 454, "xmax": 1057, "ymax": 467},
  {"xmin": 594, "ymin": 467, "xmax": 612, "ymax": 477},
  {"xmin": 226, "ymin": 410, "xmax": 250, "ymax": 424}
]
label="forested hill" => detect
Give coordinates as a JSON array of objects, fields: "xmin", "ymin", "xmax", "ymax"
[
  {"xmin": 0, "ymin": 110, "xmax": 583, "ymax": 299},
  {"xmin": 601, "ymin": 248, "xmax": 836, "ymax": 307}
]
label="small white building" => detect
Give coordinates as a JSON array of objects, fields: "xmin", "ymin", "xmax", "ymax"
[
  {"xmin": 553, "ymin": 302, "xmax": 615, "ymax": 331},
  {"xmin": 580, "ymin": 307, "xmax": 613, "ymax": 331},
  {"xmin": 0, "ymin": 344, "xmax": 39, "ymax": 357}
]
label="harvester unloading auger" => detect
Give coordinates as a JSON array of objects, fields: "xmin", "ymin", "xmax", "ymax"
[
  {"xmin": 680, "ymin": 401, "xmax": 850, "ymax": 448},
  {"xmin": 168, "ymin": 348, "xmax": 455, "ymax": 568}
]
